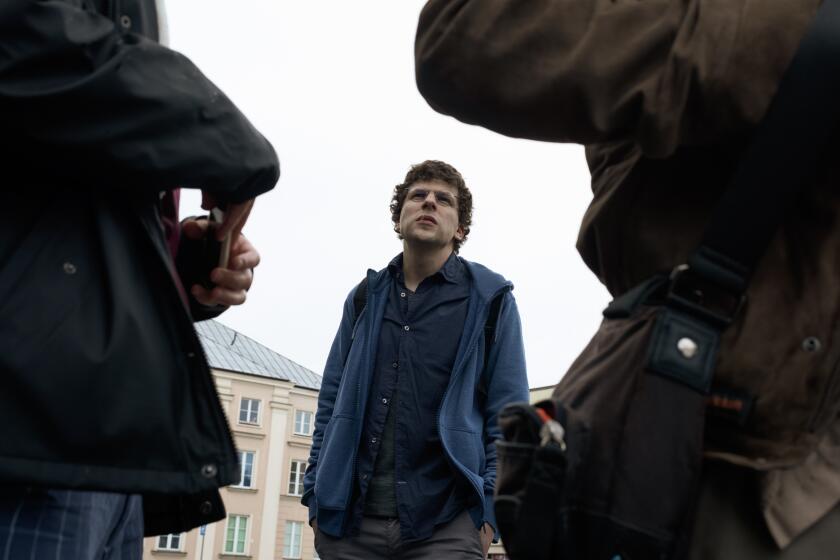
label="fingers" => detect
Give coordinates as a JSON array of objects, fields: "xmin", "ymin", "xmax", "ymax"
[
  {"xmin": 217, "ymin": 198, "xmax": 255, "ymax": 241},
  {"xmin": 209, "ymin": 267, "xmax": 253, "ymax": 292},
  {"xmin": 181, "ymin": 218, "xmax": 209, "ymax": 240},
  {"xmin": 191, "ymin": 283, "xmax": 247, "ymax": 307},
  {"xmin": 190, "ymin": 232, "xmax": 260, "ymax": 308}
]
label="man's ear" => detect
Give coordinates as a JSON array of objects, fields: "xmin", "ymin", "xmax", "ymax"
[{"xmin": 454, "ymin": 226, "xmax": 465, "ymax": 241}]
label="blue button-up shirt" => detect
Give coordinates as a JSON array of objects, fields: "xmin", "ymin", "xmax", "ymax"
[{"xmin": 351, "ymin": 253, "xmax": 473, "ymax": 542}]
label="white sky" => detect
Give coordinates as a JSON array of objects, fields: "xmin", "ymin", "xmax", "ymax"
[{"xmin": 167, "ymin": 1, "xmax": 610, "ymax": 389}]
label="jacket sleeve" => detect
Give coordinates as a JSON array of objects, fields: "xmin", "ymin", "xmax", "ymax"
[
  {"xmin": 301, "ymin": 287, "xmax": 357, "ymax": 522},
  {"xmin": 481, "ymin": 290, "xmax": 529, "ymax": 535},
  {"xmin": 0, "ymin": 0, "xmax": 279, "ymax": 203},
  {"xmin": 415, "ymin": 0, "xmax": 819, "ymax": 157}
]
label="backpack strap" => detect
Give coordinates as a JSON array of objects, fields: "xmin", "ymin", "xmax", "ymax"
[
  {"xmin": 670, "ymin": 0, "xmax": 840, "ymax": 327},
  {"xmin": 341, "ymin": 276, "xmax": 369, "ymax": 367},
  {"xmin": 351, "ymin": 276, "xmax": 369, "ymax": 329},
  {"xmin": 478, "ymin": 291, "xmax": 505, "ymax": 402}
]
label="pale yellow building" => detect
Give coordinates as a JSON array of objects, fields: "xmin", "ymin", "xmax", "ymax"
[{"xmin": 143, "ymin": 320, "xmax": 321, "ymax": 560}]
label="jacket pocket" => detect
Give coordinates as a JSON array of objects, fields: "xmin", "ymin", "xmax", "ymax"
[
  {"xmin": 315, "ymin": 416, "xmax": 357, "ymax": 509},
  {"xmin": 444, "ymin": 427, "xmax": 483, "ymax": 477}
]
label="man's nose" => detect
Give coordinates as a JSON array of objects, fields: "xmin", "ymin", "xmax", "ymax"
[{"xmin": 422, "ymin": 192, "xmax": 437, "ymax": 208}]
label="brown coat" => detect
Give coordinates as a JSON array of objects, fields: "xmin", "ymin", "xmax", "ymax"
[{"xmin": 416, "ymin": 0, "xmax": 839, "ymax": 546}]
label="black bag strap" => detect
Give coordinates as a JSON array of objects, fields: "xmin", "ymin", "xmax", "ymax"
[
  {"xmin": 478, "ymin": 291, "xmax": 505, "ymax": 401},
  {"xmin": 670, "ymin": 0, "xmax": 840, "ymax": 324},
  {"xmin": 351, "ymin": 276, "xmax": 369, "ymax": 326}
]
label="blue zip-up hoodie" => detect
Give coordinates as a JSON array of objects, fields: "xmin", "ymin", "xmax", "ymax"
[{"xmin": 302, "ymin": 258, "xmax": 529, "ymax": 538}]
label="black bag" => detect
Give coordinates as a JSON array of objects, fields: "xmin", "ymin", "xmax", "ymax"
[{"xmin": 494, "ymin": 1, "xmax": 840, "ymax": 558}]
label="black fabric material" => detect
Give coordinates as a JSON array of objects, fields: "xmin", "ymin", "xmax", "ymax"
[
  {"xmin": 0, "ymin": 0, "xmax": 279, "ymax": 205},
  {"xmin": 0, "ymin": 0, "xmax": 279, "ymax": 536}
]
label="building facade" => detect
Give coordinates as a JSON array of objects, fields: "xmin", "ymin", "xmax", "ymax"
[{"xmin": 143, "ymin": 320, "xmax": 321, "ymax": 560}]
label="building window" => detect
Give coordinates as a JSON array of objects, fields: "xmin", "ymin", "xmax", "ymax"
[
  {"xmin": 288, "ymin": 460, "xmax": 306, "ymax": 496},
  {"xmin": 294, "ymin": 410, "xmax": 313, "ymax": 436},
  {"xmin": 283, "ymin": 521, "xmax": 303, "ymax": 559},
  {"xmin": 239, "ymin": 397, "xmax": 261, "ymax": 425},
  {"xmin": 234, "ymin": 450, "xmax": 256, "ymax": 488},
  {"xmin": 224, "ymin": 515, "xmax": 249, "ymax": 555},
  {"xmin": 156, "ymin": 533, "xmax": 183, "ymax": 551}
]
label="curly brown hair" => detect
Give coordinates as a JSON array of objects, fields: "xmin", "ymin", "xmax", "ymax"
[{"xmin": 390, "ymin": 160, "xmax": 473, "ymax": 253}]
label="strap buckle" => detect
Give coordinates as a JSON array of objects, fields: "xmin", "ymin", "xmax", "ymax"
[{"xmin": 667, "ymin": 264, "xmax": 746, "ymax": 326}]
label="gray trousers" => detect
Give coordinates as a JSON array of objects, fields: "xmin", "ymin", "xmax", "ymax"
[
  {"xmin": 315, "ymin": 510, "xmax": 484, "ymax": 560},
  {"xmin": 0, "ymin": 488, "xmax": 143, "ymax": 560},
  {"xmin": 688, "ymin": 462, "xmax": 840, "ymax": 559}
]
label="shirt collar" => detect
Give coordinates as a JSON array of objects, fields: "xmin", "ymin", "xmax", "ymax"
[{"xmin": 387, "ymin": 252, "xmax": 464, "ymax": 284}]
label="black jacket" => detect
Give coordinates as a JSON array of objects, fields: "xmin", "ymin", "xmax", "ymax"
[{"xmin": 0, "ymin": 0, "xmax": 279, "ymax": 535}]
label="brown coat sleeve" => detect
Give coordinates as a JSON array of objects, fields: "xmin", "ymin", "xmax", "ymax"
[{"xmin": 415, "ymin": 0, "xmax": 819, "ymax": 158}]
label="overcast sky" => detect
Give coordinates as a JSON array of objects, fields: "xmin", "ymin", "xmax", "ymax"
[{"xmin": 166, "ymin": 1, "xmax": 611, "ymax": 389}]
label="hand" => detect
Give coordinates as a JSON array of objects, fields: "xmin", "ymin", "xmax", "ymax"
[
  {"xmin": 182, "ymin": 219, "xmax": 260, "ymax": 307},
  {"xmin": 201, "ymin": 192, "xmax": 255, "ymax": 241},
  {"xmin": 480, "ymin": 522, "xmax": 493, "ymax": 556}
]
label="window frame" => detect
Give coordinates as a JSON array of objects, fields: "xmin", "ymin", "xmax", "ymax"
[
  {"xmin": 155, "ymin": 532, "xmax": 184, "ymax": 552},
  {"xmin": 223, "ymin": 514, "xmax": 250, "ymax": 556},
  {"xmin": 288, "ymin": 460, "xmax": 306, "ymax": 496},
  {"xmin": 293, "ymin": 410, "xmax": 313, "ymax": 436},
  {"xmin": 238, "ymin": 397, "xmax": 262, "ymax": 426},
  {"xmin": 232, "ymin": 449, "xmax": 257, "ymax": 489},
  {"xmin": 283, "ymin": 520, "xmax": 304, "ymax": 559}
]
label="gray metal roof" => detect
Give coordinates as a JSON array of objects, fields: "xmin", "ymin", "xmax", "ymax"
[{"xmin": 194, "ymin": 320, "xmax": 322, "ymax": 391}]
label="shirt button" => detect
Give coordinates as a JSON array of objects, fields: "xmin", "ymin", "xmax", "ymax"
[
  {"xmin": 361, "ymin": 474, "xmax": 368, "ymax": 480},
  {"xmin": 371, "ymin": 437, "xmax": 377, "ymax": 444},
  {"xmin": 120, "ymin": 14, "xmax": 131, "ymax": 29},
  {"xmin": 400, "ymin": 292, "xmax": 406, "ymax": 298},
  {"xmin": 404, "ymin": 325, "xmax": 410, "ymax": 331},
  {"xmin": 391, "ymin": 362, "xmax": 398, "ymax": 369},
  {"xmin": 382, "ymin": 398, "xmax": 389, "ymax": 405},
  {"xmin": 63, "ymin": 262, "xmax": 77, "ymax": 275}
]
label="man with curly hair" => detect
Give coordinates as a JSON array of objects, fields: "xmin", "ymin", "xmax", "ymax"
[{"xmin": 303, "ymin": 160, "xmax": 529, "ymax": 559}]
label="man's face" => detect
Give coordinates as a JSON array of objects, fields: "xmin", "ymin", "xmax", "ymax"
[{"xmin": 398, "ymin": 180, "xmax": 464, "ymax": 251}]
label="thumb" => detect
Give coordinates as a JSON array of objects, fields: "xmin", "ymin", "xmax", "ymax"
[{"xmin": 182, "ymin": 218, "xmax": 209, "ymax": 240}]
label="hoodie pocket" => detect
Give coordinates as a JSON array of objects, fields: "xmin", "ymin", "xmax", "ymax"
[{"xmin": 315, "ymin": 416, "xmax": 357, "ymax": 509}]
